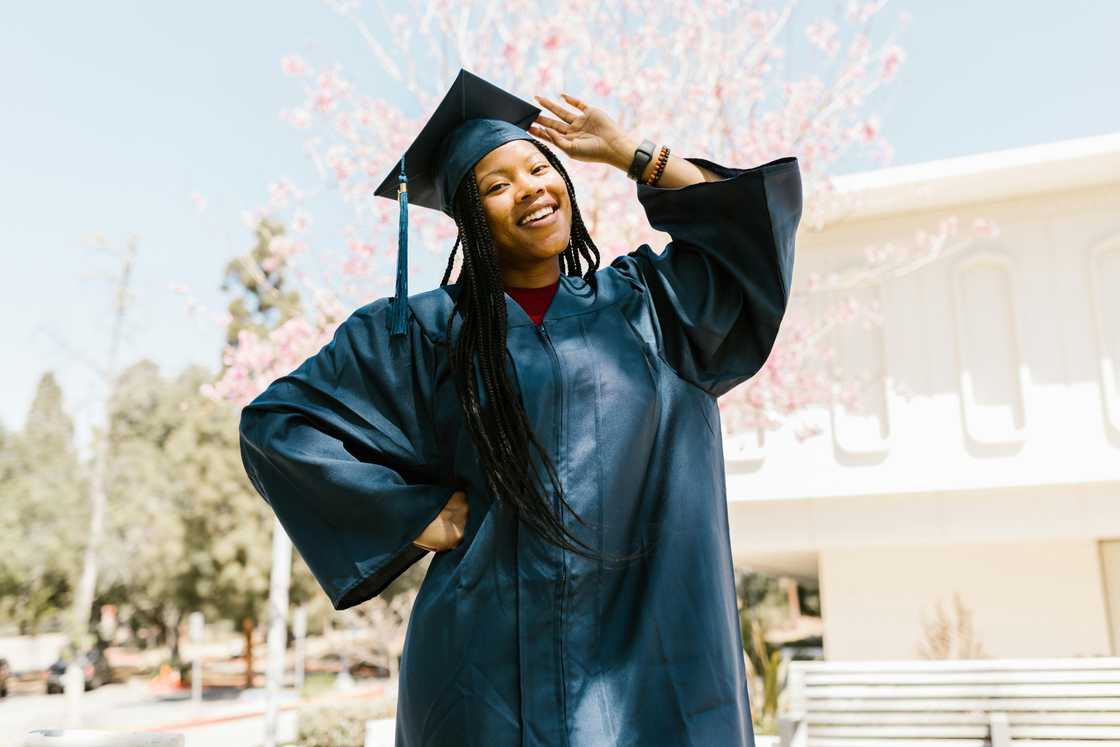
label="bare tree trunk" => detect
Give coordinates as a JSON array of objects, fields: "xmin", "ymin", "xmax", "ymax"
[
  {"xmin": 243, "ymin": 616, "xmax": 255, "ymax": 689},
  {"xmin": 169, "ymin": 608, "xmax": 184, "ymax": 663},
  {"xmin": 263, "ymin": 517, "xmax": 293, "ymax": 747},
  {"xmin": 64, "ymin": 238, "xmax": 136, "ymax": 728}
]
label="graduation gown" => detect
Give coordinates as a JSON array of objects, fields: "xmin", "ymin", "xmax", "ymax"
[{"xmin": 239, "ymin": 155, "xmax": 802, "ymax": 746}]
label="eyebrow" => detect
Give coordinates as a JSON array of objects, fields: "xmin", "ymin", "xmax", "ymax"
[{"xmin": 478, "ymin": 153, "xmax": 546, "ymax": 185}]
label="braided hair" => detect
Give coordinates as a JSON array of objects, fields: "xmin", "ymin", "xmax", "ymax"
[{"xmin": 439, "ymin": 138, "xmax": 642, "ymax": 564}]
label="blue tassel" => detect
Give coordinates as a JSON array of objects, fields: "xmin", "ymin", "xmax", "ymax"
[{"xmin": 390, "ymin": 155, "xmax": 409, "ymax": 336}]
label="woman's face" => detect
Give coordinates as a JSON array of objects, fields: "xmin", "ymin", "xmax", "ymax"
[{"xmin": 472, "ymin": 139, "xmax": 571, "ymax": 273}]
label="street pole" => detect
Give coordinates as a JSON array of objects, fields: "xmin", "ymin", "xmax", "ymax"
[
  {"xmin": 189, "ymin": 611, "xmax": 204, "ymax": 713},
  {"xmin": 292, "ymin": 605, "xmax": 307, "ymax": 693},
  {"xmin": 262, "ymin": 516, "xmax": 292, "ymax": 747},
  {"xmin": 64, "ymin": 237, "xmax": 137, "ymax": 729}
]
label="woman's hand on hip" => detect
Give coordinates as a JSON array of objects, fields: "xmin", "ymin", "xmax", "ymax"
[
  {"xmin": 412, "ymin": 489, "xmax": 469, "ymax": 552},
  {"xmin": 529, "ymin": 93, "xmax": 635, "ymax": 169}
]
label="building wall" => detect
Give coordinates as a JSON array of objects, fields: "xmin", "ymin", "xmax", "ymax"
[
  {"xmin": 722, "ymin": 179, "xmax": 1120, "ymax": 499},
  {"xmin": 722, "ymin": 134, "xmax": 1120, "ymax": 660},
  {"xmin": 818, "ymin": 539, "xmax": 1112, "ymax": 660}
]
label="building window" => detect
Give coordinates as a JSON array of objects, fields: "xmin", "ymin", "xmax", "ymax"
[
  {"xmin": 951, "ymin": 252, "xmax": 1029, "ymax": 445},
  {"xmin": 1090, "ymin": 236, "xmax": 1120, "ymax": 434},
  {"xmin": 828, "ymin": 283, "xmax": 892, "ymax": 457}
]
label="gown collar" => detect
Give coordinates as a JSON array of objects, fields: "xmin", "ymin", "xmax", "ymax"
[
  {"xmin": 437, "ymin": 272, "xmax": 601, "ymax": 343},
  {"xmin": 503, "ymin": 273, "xmax": 595, "ymax": 327}
]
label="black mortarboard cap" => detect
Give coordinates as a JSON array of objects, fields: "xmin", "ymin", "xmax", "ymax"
[{"xmin": 373, "ymin": 68, "xmax": 541, "ymax": 335}]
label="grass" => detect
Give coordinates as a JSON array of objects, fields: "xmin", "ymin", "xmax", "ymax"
[{"xmin": 298, "ymin": 671, "xmax": 337, "ymax": 700}]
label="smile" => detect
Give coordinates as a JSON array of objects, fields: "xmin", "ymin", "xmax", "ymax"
[{"xmin": 517, "ymin": 205, "xmax": 559, "ymax": 228}]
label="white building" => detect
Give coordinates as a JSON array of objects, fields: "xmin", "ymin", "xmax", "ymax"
[{"xmin": 726, "ymin": 133, "xmax": 1120, "ymax": 660}]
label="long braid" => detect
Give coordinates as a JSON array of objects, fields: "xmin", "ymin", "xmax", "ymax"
[
  {"xmin": 536, "ymin": 141, "xmax": 600, "ymax": 280},
  {"xmin": 439, "ymin": 138, "xmax": 642, "ymax": 565},
  {"xmin": 440, "ymin": 233, "xmax": 460, "ymax": 287}
]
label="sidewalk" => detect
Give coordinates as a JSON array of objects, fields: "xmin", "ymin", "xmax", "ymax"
[
  {"xmin": 6, "ymin": 679, "xmax": 388, "ymax": 747},
  {"xmin": 142, "ymin": 681, "xmax": 385, "ymax": 734}
]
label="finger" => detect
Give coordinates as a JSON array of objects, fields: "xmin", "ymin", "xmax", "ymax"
[
  {"xmin": 533, "ymin": 125, "xmax": 571, "ymax": 153},
  {"xmin": 533, "ymin": 113, "xmax": 570, "ymax": 133},
  {"xmin": 529, "ymin": 124, "xmax": 557, "ymax": 145},
  {"xmin": 554, "ymin": 130, "xmax": 574, "ymax": 151},
  {"xmin": 560, "ymin": 93, "xmax": 587, "ymax": 111},
  {"xmin": 534, "ymin": 94, "xmax": 576, "ymax": 124},
  {"xmin": 529, "ymin": 123, "xmax": 563, "ymax": 147}
]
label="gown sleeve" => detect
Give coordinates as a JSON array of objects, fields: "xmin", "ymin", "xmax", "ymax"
[
  {"xmin": 238, "ymin": 298, "xmax": 453, "ymax": 610},
  {"xmin": 610, "ymin": 155, "xmax": 802, "ymax": 398}
]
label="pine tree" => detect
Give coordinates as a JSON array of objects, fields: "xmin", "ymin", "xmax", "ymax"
[{"xmin": 0, "ymin": 374, "xmax": 88, "ymax": 632}]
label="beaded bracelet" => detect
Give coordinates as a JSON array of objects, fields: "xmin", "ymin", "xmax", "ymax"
[{"xmin": 644, "ymin": 145, "xmax": 670, "ymax": 186}]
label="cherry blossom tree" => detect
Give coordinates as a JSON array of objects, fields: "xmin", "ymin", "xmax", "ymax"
[{"xmin": 200, "ymin": 0, "xmax": 996, "ymax": 441}]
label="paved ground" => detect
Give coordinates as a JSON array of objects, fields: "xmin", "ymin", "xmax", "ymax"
[{"xmin": 0, "ymin": 678, "xmax": 389, "ymax": 747}]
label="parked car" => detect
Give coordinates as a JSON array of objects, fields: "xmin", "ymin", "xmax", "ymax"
[
  {"xmin": 45, "ymin": 648, "xmax": 111, "ymax": 694},
  {"xmin": 0, "ymin": 657, "xmax": 9, "ymax": 697}
]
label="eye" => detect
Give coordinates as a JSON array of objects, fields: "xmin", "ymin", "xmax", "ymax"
[{"xmin": 485, "ymin": 164, "xmax": 547, "ymax": 194}]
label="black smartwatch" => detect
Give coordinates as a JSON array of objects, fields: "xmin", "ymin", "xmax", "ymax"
[{"xmin": 627, "ymin": 139, "xmax": 656, "ymax": 182}]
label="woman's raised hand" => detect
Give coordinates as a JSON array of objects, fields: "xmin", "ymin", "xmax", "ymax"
[
  {"xmin": 529, "ymin": 93, "xmax": 631, "ymax": 167},
  {"xmin": 413, "ymin": 490, "xmax": 469, "ymax": 552}
]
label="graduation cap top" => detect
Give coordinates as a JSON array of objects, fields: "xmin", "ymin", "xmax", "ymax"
[{"xmin": 373, "ymin": 68, "xmax": 542, "ymax": 336}]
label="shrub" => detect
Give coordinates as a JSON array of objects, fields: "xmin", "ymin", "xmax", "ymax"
[{"xmin": 297, "ymin": 692, "xmax": 397, "ymax": 747}]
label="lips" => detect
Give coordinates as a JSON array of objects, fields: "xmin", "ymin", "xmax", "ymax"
[
  {"xmin": 519, "ymin": 208, "xmax": 559, "ymax": 230},
  {"xmin": 517, "ymin": 201, "xmax": 559, "ymax": 227}
]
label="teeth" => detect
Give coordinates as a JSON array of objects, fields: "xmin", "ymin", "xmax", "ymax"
[{"xmin": 519, "ymin": 206, "xmax": 555, "ymax": 225}]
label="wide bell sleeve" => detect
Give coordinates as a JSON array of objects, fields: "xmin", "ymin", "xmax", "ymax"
[
  {"xmin": 238, "ymin": 298, "xmax": 453, "ymax": 610},
  {"xmin": 610, "ymin": 155, "xmax": 802, "ymax": 398}
]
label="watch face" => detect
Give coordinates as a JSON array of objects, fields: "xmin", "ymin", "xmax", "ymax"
[{"xmin": 629, "ymin": 140, "xmax": 656, "ymax": 179}]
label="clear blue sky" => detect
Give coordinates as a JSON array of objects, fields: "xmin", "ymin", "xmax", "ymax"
[{"xmin": 2, "ymin": 1, "xmax": 1117, "ymax": 443}]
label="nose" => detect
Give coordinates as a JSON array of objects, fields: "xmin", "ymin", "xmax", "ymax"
[{"xmin": 515, "ymin": 173, "xmax": 547, "ymax": 204}]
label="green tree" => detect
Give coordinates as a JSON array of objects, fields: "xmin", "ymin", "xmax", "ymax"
[
  {"xmin": 0, "ymin": 374, "xmax": 88, "ymax": 632},
  {"xmin": 222, "ymin": 217, "xmax": 302, "ymax": 347},
  {"xmin": 96, "ymin": 361, "xmax": 189, "ymax": 657}
]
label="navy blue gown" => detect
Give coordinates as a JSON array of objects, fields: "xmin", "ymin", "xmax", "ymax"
[{"xmin": 240, "ymin": 155, "xmax": 802, "ymax": 746}]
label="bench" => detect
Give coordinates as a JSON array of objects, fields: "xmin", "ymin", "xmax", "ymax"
[{"xmin": 779, "ymin": 657, "xmax": 1120, "ymax": 746}]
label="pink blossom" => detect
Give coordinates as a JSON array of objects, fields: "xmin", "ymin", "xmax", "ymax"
[
  {"xmin": 312, "ymin": 90, "xmax": 335, "ymax": 114},
  {"xmin": 806, "ymin": 19, "xmax": 840, "ymax": 57},
  {"xmin": 325, "ymin": 144, "xmax": 354, "ymax": 182},
  {"xmin": 267, "ymin": 179, "xmax": 303, "ymax": 210},
  {"xmin": 846, "ymin": 0, "xmax": 884, "ymax": 24},
  {"xmin": 859, "ymin": 115, "xmax": 881, "ymax": 143},
  {"xmin": 849, "ymin": 32, "xmax": 871, "ymax": 61},
  {"xmin": 268, "ymin": 235, "xmax": 306, "ymax": 260},
  {"xmin": 880, "ymin": 44, "xmax": 906, "ymax": 82},
  {"xmin": 280, "ymin": 108, "xmax": 312, "ymax": 129},
  {"xmin": 280, "ymin": 55, "xmax": 308, "ymax": 77},
  {"xmin": 204, "ymin": 1, "xmax": 937, "ymax": 440},
  {"xmin": 745, "ymin": 10, "xmax": 771, "ymax": 36},
  {"xmin": 342, "ymin": 256, "xmax": 370, "ymax": 277},
  {"xmin": 241, "ymin": 208, "xmax": 263, "ymax": 230},
  {"xmin": 291, "ymin": 209, "xmax": 312, "ymax": 232}
]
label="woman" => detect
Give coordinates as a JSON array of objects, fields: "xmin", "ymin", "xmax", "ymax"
[{"xmin": 240, "ymin": 69, "xmax": 802, "ymax": 746}]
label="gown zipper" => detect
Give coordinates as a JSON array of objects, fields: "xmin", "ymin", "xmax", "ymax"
[{"xmin": 534, "ymin": 321, "xmax": 569, "ymax": 745}]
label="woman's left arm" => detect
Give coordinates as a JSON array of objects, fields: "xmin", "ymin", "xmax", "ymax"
[
  {"xmin": 604, "ymin": 134, "xmax": 724, "ymax": 187},
  {"xmin": 532, "ymin": 93, "xmax": 803, "ymax": 398},
  {"xmin": 529, "ymin": 93, "xmax": 721, "ymax": 186}
]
